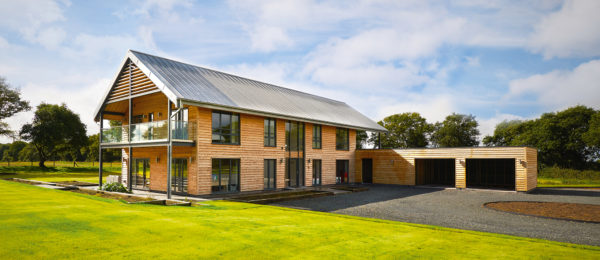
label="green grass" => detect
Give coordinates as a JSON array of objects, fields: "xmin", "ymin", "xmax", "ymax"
[
  {"xmin": 0, "ymin": 163, "xmax": 120, "ymax": 184},
  {"xmin": 537, "ymin": 166, "xmax": 600, "ymax": 187},
  {"xmin": 0, "ymin": 180, "xmax": 598, "ymax": 259}
]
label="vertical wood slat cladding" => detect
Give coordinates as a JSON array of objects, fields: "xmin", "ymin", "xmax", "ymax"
[
  {"xmin": 356, "ymin": 147, "xmax": 537, "ymax": 192},
  {"xmin": 192, "ymin": 107, "xmax": 356, "ymax": 194},
  {"xmin": 107, "ymin": 60, "xmax": 159, "ymax": 103}
]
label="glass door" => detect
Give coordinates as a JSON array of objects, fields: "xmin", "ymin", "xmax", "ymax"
[
  {"xmin": 264, "ymin": 159, "xmax": 276, "ymax": 190},
  {"xmin": 312, "ymin": 159, "xmax": 322, "ymax": 186},
  {"xmin": 171, "ymin": 158, "xmax": 188, "ymax": 194},
  {"xmin": 336, "ymin": 160, "xmax": 349, "ymax": 184},
  {"xmin": 285, "ymin": 121, "xmax": 305, "ymax": 188},
  {"xmin": 132, "ymin": 158, "xmax": 150, "ymax": 189}
]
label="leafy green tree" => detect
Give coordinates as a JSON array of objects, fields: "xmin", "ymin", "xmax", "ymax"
[
  {"xmin": 0, "ymin": 77, "xmax": 31, "ymax": 136},
  {"xmin": 368, "ymin": 112, "xmax": 433, "ymax": 148},
  {"xmin": 583, "ymin": 111, "xmax": 600, "ymax": 152},
  {"xmin": 482, "ymin": 120, "xmax": 525, "ymax": 146},
  {"xmin": 18, "ymin": 143, "xmax": 39, "ymax": 163},
  {"xmin": 20, "ymin": 103, "xmax": 88, "ymax": 167},
  {"xmin": 81, "ymin": 134, "xmax": 99, "ymax": 162},
  {"xmin": 0, "ymin": 143, "xmax": 10, "ymax": 161},
  {"xmin": 431, "ymin": 113, "xmax": 480, "ymax": 147},
  {"xmin": 4, "ymin": 141, "xmax": 26, "ymax": 162}
]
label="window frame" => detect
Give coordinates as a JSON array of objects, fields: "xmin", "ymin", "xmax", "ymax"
[
  {"xmin": 211, "ymin": 110, "xmax": 240, "ymax": 145},
  {"xmin": 264, "ymin": 118, "xmax": 276, "ymax": 147},
  {"xmin": 336, "ymin": 128, "xmax": 349, "ymax": 151},
  {"xmin": 211, "ymin": 158, "xmax": 241, "ymax": 193},
  {"xmin": 264, "ymin": 159, "xmax": 276, "ymax": 190},
  {"xmin": 312, "ymin": 125, "xmax": 322, "ymax": 149}
]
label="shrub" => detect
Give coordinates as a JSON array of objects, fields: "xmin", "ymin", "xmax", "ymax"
[
  {"xmin": 102, "ymin": 182, "xmax": 130, "ymax": 193},
  {"xmin": 539, "ymin": 166, "xmax": 600, "ymax": 180}
]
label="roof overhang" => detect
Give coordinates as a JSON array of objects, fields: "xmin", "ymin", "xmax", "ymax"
[{"xmin": 93, "ymin": 50, "xmax": 181, "ymax": 122}]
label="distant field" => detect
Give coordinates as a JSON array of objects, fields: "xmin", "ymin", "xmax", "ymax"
[
  {"xmin": 538, "ymin": 167, "xmax": 600, "ymax": 188},
  {"xmin": 1, "ymin": 180, "xmax": 598, "ymax": 259},
  {"xmin": 0, "ymin": 162, "xmax": 120, "ymax": 184}
]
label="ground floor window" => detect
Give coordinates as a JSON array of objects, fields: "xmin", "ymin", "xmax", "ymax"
[
  {"xmin": 171, "ymin": 158, "xmax": 188, "ymax": 193},
  {"xmin": 132, "ymin": 158, "xmax": 150, "ymax": 189},
  {"xmin": 312, "ymin": 159, "xmax": 321, "ymax": 186},
  {"xmin": 264, "ymin": 159, "xmax": 276, "ymax": 190},
  {"xmin": 212, "ymin": 159, "xmax": 240, "ymax": 193}
]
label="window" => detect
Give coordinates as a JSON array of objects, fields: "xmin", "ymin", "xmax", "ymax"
[
  {"xmin": 211, "ymin": 159, "xmax": 240, "ymax": 193},
  {"xmin": 264, "ymin": 118, "xmax": 276, "ymax": 147},
  {"xmin": 212, "ymin": 111, "xmax": 240, "ymax": 144},
  {"xmin": 336, "ymin": 128, "xmax": 349, "ymax": 150},
  {"xmin": 312, "ymin": 125, "xmax": 321, "ymax": 149},
  {"xmin": 264, "ymin": 159, "xmax": 276, "ymax": 190}
]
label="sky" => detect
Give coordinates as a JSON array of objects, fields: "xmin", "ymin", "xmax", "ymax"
[{"xmin": 0, "ymin": 0, "xmax": 599, "ymax": 143}]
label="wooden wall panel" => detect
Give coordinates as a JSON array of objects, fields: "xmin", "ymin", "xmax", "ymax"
[{"xmin": 356, "ymin": 147, "xmax": 537, "ymax": 191}]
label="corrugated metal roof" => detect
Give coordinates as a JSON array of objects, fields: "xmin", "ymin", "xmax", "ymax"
[{"xmin": 99, "ymin": 50, "xmax": 387, "ymax": 132}]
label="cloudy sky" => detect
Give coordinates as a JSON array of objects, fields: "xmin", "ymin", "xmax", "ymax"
[{"xmin": 1, "ymin": 0, "xmax": 599, "ymax": 143}]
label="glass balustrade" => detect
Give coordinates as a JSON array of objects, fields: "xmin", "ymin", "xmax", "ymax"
[{"xmin": 101, "ymin": 120, "xmax": 194, "ymax": 143}]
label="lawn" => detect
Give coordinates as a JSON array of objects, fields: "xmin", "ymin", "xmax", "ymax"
[
  {"xmin": 0, "ymin": 163, "xmax": 120, "ymax": 184},
  {"xmin": 537, "ymin": 166, "xmax": 600, "ymax": 188},
  {"xmin": 0, "ymin": 180, "xmax": 598, "ymax": 259}
]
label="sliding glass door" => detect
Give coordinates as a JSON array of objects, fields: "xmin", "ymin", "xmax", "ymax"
[
  {"xmin": 171, "ymin": 158, "xmax": 188, "ymax": 194},
  {"xmin": 132, "ymin": 158, "xmax": 150, "ymax": 190}
]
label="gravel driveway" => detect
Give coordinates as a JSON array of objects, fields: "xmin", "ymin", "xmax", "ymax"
[{"xmin": 273, "ymin": 185, "xmax": 600, "ymax": 246}]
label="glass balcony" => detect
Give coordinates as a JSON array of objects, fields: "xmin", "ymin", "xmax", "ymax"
[{"xmin": 101, "ymin": 120, "xmax": 195, "ymax": 144}]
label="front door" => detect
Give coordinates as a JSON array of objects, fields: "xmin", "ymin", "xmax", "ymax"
[
  {"xmin": 171, "ymin": 158, "xmax": 188, "ymax": 194},
  {"xmin": 133, "ymin": 158, "xmax": 150, "ymax": 189},
  {"xmin": 362, "ymin": 158, "xmax": 373, "ymax": 183},
  {"xmin": 285, "ymin": 121, "xmax": 305, "ymax": 187},
  {"xmin": 336, "ymin": 160, "xmax": 349, "ymax": 184}
]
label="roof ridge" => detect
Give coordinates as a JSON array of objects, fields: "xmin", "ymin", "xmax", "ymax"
[{"xmin": 129, "ymin": 49, "xmax": 346, "ymax": 105}]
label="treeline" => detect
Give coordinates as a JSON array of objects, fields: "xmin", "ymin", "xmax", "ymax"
[{"xmin": 361, "ymin": 105, "xmax": 600, "ymax": 170}]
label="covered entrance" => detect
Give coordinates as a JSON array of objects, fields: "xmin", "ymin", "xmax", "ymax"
[
  {"xmin": 466, "ymin": 159, "xmax": 515, "ymax": 190},
  {"xmin": 285, "ymin": 121, "xmax": 305, "ymax": 187},
  {"xmin": 415, "ymin": 159, "xmax": 455, "ymax": 186}
]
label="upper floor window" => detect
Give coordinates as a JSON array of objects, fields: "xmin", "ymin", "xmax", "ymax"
[
  {"xmin": 336, "ymin": 128, "xmax": 349, "ymax": 150},
  {"xmin": 264, "ymin": 118, "xmax": 276, "ymax": 147},
  {"xmin": 212, "ymin": 111, "xmax": 240, "ymax": 144},
  {"xmin": 312, "ymin": 125, "xmax": 321, "ymax": 149}
]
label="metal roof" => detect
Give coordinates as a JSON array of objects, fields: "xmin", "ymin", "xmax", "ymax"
[{"xmin": 95, "ymin": 50, "xmax": 387, "ymax": 132}]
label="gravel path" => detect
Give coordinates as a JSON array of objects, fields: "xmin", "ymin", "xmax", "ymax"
[{"xmin": 273, "ymin": 185, "xmax": 600, "ymax": 246}]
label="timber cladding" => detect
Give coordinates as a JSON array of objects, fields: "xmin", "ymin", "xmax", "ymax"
[{"xmin": 356, "ymin": 147, "xmax": 538, "ymax": 192}]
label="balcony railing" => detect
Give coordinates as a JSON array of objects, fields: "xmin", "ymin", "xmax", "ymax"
[{"xmin": 101, "ymin": 120, "xmax": 195, "ymax": 144}]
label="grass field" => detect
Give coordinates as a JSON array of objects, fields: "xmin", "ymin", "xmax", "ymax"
[
  {"xmin": 0, "ymin": 180, "xmax": 598, "ymax": 259},
  {"xmin": 0, "ymin": 162, "xmax": 120, "ymax": 184},
  {"xmin": 537, "ymin": 167, "xmax": 600, "ymax": 188}
]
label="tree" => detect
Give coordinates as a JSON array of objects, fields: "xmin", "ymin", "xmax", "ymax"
[
  {"xmin": 368, "ymin": 112, "xmax": 433, "ymax": 148},
  {"xmin": 0, "ymin": 77, "xmax": 31, "ymax": 136},
  {"xmin": 583, "ymin": 111, "xmax": 600, "ymax": 151},
  {"xmin": 20, "ymin": 103, "xmax": 88, "ymax": 167},
  {"xmin": 81, "ymin": 134, "xmax": 99, "ymax": 162},
  {"xmin": 18, "ymin": 143, "xmax": 39, "ymax": 164},
  {"xmin": 482, "ymin": 120, "xmax": 525, "ymax": 146},
  {"xmin": 431, "ymin": 113, "xmax": 480, "ymax": 147}
]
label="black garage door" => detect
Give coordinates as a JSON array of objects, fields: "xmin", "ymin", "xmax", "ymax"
[
  {"xmin": 415, "ymin": 159, "xmax": 455, "ymax": 186},
  {"xmin": 466, "ymin": 159, "xmax": 515, "ymax": 190}
]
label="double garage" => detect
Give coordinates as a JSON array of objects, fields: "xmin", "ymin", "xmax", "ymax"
[{"xmin": 356, "ymin": 147, "xmax": 537, "ymax": 192}]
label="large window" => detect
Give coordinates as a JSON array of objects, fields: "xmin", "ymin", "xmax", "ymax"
[
  {"xmin": 264, "ymin": 118, "xmax": 276, "ymax": 147},
  {"xmin": 312, "ymin": 125, "xmax": 321, "ymax": 149},
  {"xmin": 211, "ymin": 159, "xmax": 240, "ymax": 193},
  {"xmin": 212, "ymin": 111, "xmax": 240, "ymax": 144},
  {"xmin": 264, "ymin": 159, "xmax": 276, "ymax": 190},
  {"xmin": 336, "ymin": 128, "xmax": 349, "ymax": 150}
]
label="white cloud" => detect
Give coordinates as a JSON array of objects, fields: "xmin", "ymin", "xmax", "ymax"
[
  {"xmin": 34, "ymin": 26, "xmax": 66, "ymax": 49},
  {"xmin": 0, "ymin": 0, "xmax": 67, "ymax": 45},
  {"xmin": 376, "ymin": 95, "xmax": 457, "ymax": 124},
  {"xmin": 529, "ymin": 0, "xmax": 600, "ymax": 59},
  {"xmin": 507, "ymin": 59, "xmax": 600, "ymax": 110}
]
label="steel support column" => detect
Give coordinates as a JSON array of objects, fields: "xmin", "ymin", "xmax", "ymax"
[
  {"xmin": 98, "ymin": 112, "xmax": 103, "ymax": 189},
  {"xmin": 167, "ymin": 101, "xmax": 172, "ymax": 199},
  {"xmin": 127, "ymin": 62, "xmax": 133, "ymax": 192}
]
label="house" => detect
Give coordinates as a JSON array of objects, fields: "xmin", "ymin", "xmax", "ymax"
[{"xmin": 94, "ymin": 50, "xmax": 537, "ymax": 197}]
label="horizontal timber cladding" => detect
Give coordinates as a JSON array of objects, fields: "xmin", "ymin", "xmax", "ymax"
[
  {"xmin": 107, "ymin": 59, "xmax": 159, "ymax": 103},
  {"xmin": 121, "ymin": 146, "xmax": 196, "ymax": 194},
  {"xmin": 356, "ymin": 147, "xmax": 537, "ymax": 192},
  {"xmin": 192, "ymin": 106, "xmax": 356, "ymax": 194}
]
